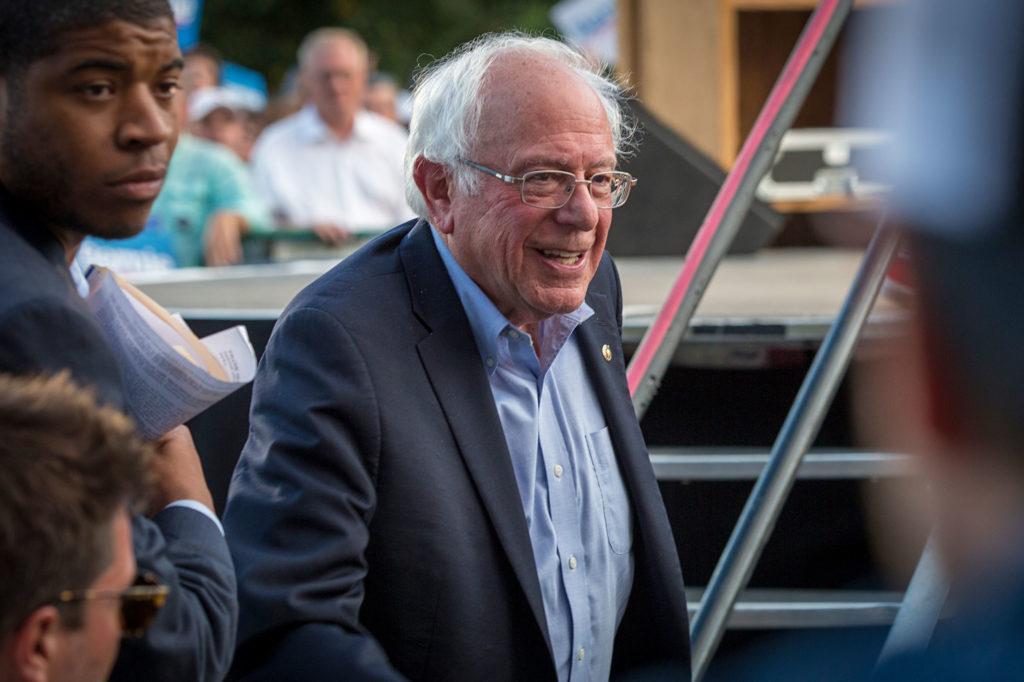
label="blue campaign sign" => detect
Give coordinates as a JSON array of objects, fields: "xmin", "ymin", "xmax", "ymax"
[{"xmin": 171, "ymin": 0, "xmax": 205, "ymax": 51}]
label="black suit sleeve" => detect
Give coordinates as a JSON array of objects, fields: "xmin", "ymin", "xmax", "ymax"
[
  {"xmin": 0, "ymin": 297, "xmax": 239, "ymax": 682},
  {"xmin": 111, "ymin": 510, "xmax": 238, "ymax": 682},
  {"xmin": 224, "ymin": 306, "xmax": 404, "ymax": 681},
  {"xmin": 0, "ymin": 297, "xmax": 124, "ymax": 408}
]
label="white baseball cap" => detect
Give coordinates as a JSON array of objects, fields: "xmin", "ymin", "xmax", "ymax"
[{"xmin": 188, "ymin": 86, "xmax": 256, "ymax": 122}]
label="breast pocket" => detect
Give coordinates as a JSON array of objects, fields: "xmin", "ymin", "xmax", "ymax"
[{"xmin": 585, "ymin": 427, "xmax": 633, "ymax": 555}]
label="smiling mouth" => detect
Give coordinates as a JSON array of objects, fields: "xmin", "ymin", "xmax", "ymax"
[{"xmin": 539, "ymin": 248, "xmax": 585, "ymax": 266}]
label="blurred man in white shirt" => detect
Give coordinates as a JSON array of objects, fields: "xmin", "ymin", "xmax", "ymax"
[{"xmin": 250, "ymin": 28, "xmax": 413, "ymax": 244}]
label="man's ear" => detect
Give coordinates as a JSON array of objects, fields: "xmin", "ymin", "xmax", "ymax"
[
  {"xmin": 10, "ymin": 605, "xmax": 61, "ymax": 682},
  {"xmin": 413, "ymin": 156, "xmax": 455, "ymax": 234}
]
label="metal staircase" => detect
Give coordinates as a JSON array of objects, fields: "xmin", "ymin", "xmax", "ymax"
[{"xmin": 625, "ymin": 1, "xmax": 948, "ymax": 678}]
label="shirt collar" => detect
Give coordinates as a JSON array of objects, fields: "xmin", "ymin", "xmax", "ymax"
[
  {"xmin": 430, "ymin": 226, "xmax": 593, "ymax": 375},
  {"xmin": 298, "ymin": 105, "xmax": 371, "ymax": 143}
]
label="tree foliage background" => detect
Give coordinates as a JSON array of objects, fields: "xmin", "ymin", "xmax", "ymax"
[{"xmin": 202, "ymin": 0, "xmax": 559, "ymax": 93}]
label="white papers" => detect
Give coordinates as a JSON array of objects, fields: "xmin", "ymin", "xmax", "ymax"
[{"xmin": 85, "ymin": 265, "xmax": 256, "ymax": 440}]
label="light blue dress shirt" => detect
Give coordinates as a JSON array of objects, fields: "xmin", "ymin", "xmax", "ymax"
[{"xmin": 431, "ymin": 228, "xmax": 634, "ymax": 681}]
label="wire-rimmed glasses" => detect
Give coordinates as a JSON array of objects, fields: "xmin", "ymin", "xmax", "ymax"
[{"xmin": 461, "ymin": 159, "xmax": 637, "ymax": 209}]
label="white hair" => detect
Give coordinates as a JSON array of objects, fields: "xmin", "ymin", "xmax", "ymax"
[{"xmin": 403, "ymin": 32, "xmax": 635, "ymax": 220}]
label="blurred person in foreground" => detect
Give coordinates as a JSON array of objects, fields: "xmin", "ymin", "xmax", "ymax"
[
  {"xmin": 250, "ymin": 27, "xmax": 413, "ymax": 244},
  {"xmin": 225, "ymin": 32, "xmax": 689, "ymax": 681},
  {"xmin": 0, "ymin": 373, "xmax": 159, "ymax": 682},
  {"xmin": 713, "ymin": 0, "xmax": 1024, "ymax": 679},
  {"xmin": 0, "ymin": 1, "xmax": 236, "ymax": 679},
  {"xmin": 859, "ymin": 0, "xmax": 1024, "ymax": 678}
]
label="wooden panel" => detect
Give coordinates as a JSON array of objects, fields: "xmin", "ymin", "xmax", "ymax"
[
  {"xmin": 736, "ymin": 9, "xmax": 844, "ymax": 149},
  {"xmin": 616, "ymin": 0, "xmax": 640, "ymax": 85},
  {"xmin": 627, "ymin": 0, "xmax": 725, "ymax": 164},
  {"xmin": 618, "ymin": 0, "xmax": 893, "ymax": 168},
  {"xmin": 718, "ymin": 1, "xmax": 739, "ymax": 165}
]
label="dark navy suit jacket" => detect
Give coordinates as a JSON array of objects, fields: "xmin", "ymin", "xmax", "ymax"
[
  {"xmin": 225, "ymin": 220, "xmax": 690, "ymax": 680},
  {"xmin": 0, "ymin": 188, "xmax": 238, "ymax": 682}
]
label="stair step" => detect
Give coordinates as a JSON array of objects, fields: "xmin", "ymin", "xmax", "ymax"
[
  {"xmin": 686, "ymin": 588, "xmax": 904, "ymax": 629},
  {"xmin": 652, "ymin": 448, "xmax": 915, "ymax": 481}
]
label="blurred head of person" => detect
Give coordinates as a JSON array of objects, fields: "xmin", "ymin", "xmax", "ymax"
[
  {"xmin": 182, "ymin": 43, "xmax": 222, "ymax": 98},
  {"xmin": 364, "ymin": 71, "xmax": 399, "ymax": 123},
  {"xmin": 406, "ymin": 33, "xmax": 636, "ymax": 330},
  {"xmin": 188, "ymin": 86, "xmax": 257, "ymax": 161},
  {"xmin": 0, "ymin": 373, "xmax": 155, "ymax": 682},
  {"xmin": 852, "ymin": 0, "xmax": 1024, "ymax": 591},
  {"xmin": 0, "ymin": 0, "xmax": 181, "ymax": 257},
  {"xmin": 297, "ymin": 27, "xmax": 369, "ymax": 137}
]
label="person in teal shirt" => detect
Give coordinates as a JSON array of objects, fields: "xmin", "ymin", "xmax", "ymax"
[
  {"xmin": 84, "ymin": 133, "xmax": 270, "ymax": 270},
  {"xmin": 150, "ymin": 133, "xmax": 271, "ymax": 267}
]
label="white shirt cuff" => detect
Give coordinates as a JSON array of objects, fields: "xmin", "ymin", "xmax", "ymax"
[{"xmin": 164, "ymin": 500, "xmax": 225, "ymax": 536}]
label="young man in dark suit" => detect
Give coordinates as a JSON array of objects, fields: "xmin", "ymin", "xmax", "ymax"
[
  {"xmin": 0, "ymin": 2, "xmax": 236, "ymax": 679},
  {"xmin": 226, "ymin": 34, "xmax": 689, "ymax": 681}
]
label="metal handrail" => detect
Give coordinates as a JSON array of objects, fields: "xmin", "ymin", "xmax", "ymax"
[
  {"xmin": 686, "ymin": 588, "xmax": 905, "ymax": 630},
  {"xmin": 651, "ymin": 449, "xmax": 915, "ymax": 481},
  {"xmin": 689, "ymin": 221, "xmax": 900, "ymax": 681}
]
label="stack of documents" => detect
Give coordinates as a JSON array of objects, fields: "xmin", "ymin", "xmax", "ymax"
[{"xmin": 85, "ymin": 265, "xmax": 256, "ymax": 440}]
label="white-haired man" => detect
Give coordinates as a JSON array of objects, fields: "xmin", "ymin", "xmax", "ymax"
[
  {"xmin": 250, "ymin": 28, "xmax": 414, "ymax": 243},
  {"xmin": 225, "ymin": 33, "xmax": 690, "ymax": 681}
]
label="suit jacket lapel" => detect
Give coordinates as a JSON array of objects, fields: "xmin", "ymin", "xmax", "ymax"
[
  {"xmin": 577, "ymin": 288, "xmax": 663, "ymax": 550},
  {"xmin": 399, "ymin": 221, "xmax": 554, "ymax": 659}
]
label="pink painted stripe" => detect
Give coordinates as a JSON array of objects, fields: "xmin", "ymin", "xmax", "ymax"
[{"xmin": 627, "ymin": 0, "xmax": 841, "ymax": 397}]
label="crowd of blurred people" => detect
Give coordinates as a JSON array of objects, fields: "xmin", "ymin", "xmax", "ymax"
[{"xmin": 80, "ymin": 26, "xmax": 414, "ymax": 274}]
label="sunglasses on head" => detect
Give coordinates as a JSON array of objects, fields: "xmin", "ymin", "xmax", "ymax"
[{"xmin": 56, "ymin": 571, "xmax": 169, "ymax": 637}]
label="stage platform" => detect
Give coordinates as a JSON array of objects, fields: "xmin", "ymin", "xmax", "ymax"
[{"xmin": 131, "ymin": 247, "xmax": 903, "ymax": 369}]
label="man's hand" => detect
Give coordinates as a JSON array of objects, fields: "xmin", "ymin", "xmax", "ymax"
[
  {"xmin": 312, "ymin": 223, "xmax": 351, "ymax": 246},
  {"xmin": 204, "ymin": 212, "xmax": 248, "ymax": 266},
  {"xmin": 148, "ymin": 425, "xmax": 215, "ymax": 516}
]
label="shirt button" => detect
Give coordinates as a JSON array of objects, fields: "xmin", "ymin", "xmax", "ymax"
[
  {"xmin": 553, "ymin": 464, "xmax": 563, "ymax": 479},
  {"xmin": 485, "ymin": 357, "xmax": 495, "ymax": 368},
  {"xmin": 568, "ymin": 555, "xmax": 577, "ymax": 570},
  {"xmin": 577, "ymin": 647, "xmax": 585, "ymax": 662}
]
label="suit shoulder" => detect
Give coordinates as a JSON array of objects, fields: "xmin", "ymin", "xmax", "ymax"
[
  {"xmin": 284, "ymin": 223, "xmax": 414, "ymax": 322},
  {"xmin": 0, "ymin": 225, "xmax": 77, "ymax": 313}
]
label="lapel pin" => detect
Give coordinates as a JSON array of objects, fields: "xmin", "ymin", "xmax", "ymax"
[{"xmin": 601, "ymin": 344, "xmax": 612, "ymax": 362}]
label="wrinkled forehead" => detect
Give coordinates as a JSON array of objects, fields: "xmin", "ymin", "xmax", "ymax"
[
  {"xmin": 54, "ymin": 17, "xmax": 177, "ymax": 58},
  {"xmin": 479, "ymin": 54, "xmax": 584, "ymax": 116},
  {"xmin": 472, "ymin": 54, "xmax": 612, "ymax": 163},
  {"xmin": 27, "ymin": 17, "xmax": 181, "ymax": 81}
]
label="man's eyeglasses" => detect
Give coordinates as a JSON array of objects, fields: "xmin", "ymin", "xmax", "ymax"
[
  {"xmin": 462, "ymin": 160, "xmax": 637, "ymax": 210},
  {"xmin": 56, "ymin": 572, "xmax": 169, "ymax": 637}
]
